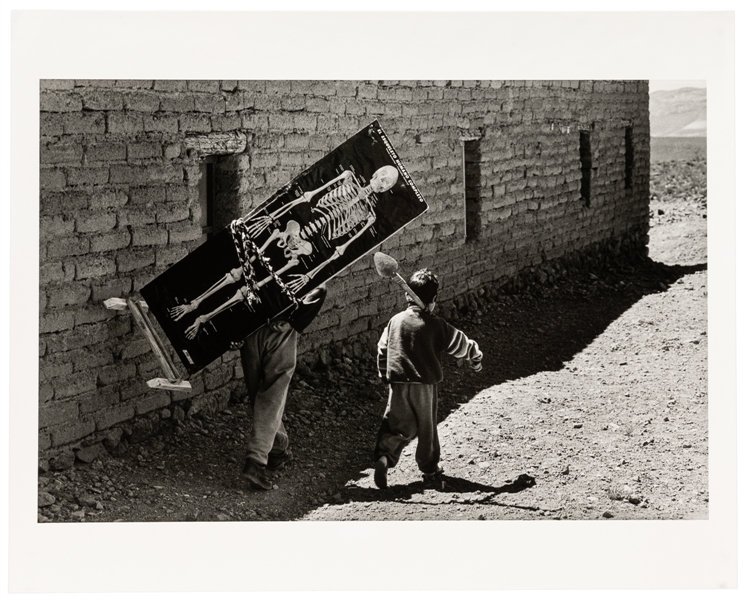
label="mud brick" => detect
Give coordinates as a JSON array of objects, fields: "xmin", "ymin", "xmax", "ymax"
[
  {"xmin": 106, "ymin": 112, "xmax": 145, "ymax": 135},
  {"xmin": 41, "ymin": 79, "xmax": 75, "ymax": 90},
  {"xmin": 164, "ymin": 144, "xmax": 182, "ymax": 160},
  {"xmin": 110, "ymin": 164, "xmax": 183, "ymax": 185},
  {"xmin": 40, "ymin": 113, "xmax": 65, "ymax": 136},
  {"xmin": 132, "ymin": 225, "xmax": 168, "ymax": 247},
  {"xmin": 195, "ymin": 94, "xmax": 225, "ymax": 113},
  {"xmin": 179, "ymin": 114, "xmax": 211, "ymax": 133},
  {"xmin": 279, "ymin": 153, "xmax": 307, "ymax": 168},
  {"xmin": 153, "ymin": 80, "xmax": 188, "ymax": 92},
  {"xmin": 135, "ymin": 392, "xmax": 171, "ymax": 416},
  {"xmin": 76, "ymin": 212, "xmax": 117, "ymax": 234},
  {"xmin": 39, "ymin": 310, "xmax": 76, "ymax": 334},
  {"xmin": 90, "ymin": 230, "xmax": 131, "ymax": 253},
  {"xmin": 39, "ymin": 432, "xmax": 52, "ymax": 452},
  {"xmin": 121, "ymin": 338, "xmax": 152, "ymax": 361},
  {"xmin": 156, "ymin": 205, "xmax": 190, "ymax": 224},
  {"xmin": 265, "ymin": 80, "xmax": 292, "ymax": 95},
  {"xmin": 241, "ymin": 113, "xmax": 270, "ymax": 131},
  {"xmin": 46, "ymin": 282, "xmax": 91, "ymax": 308},
  {"xmin": 203, "ymin": 364, "xmax": 233, "ymax": 391},
  {"xmin": 40, "ymin": 169, "xmax": 67, "ymax": 191},
  {"xmin": 97, "ymin": 363, "xmax": 138, "ymax": 386},
  {"xmin": 62, "ymin": 112, "xmax": 106, "ymax": 135},
  {"xmin": 78, "ymin": 385, "xmax": 122, "ymax": 415},
  {"xmin": 129, "ymin": 186, "xmax": 166, "ymax": 205},
  {"xmin": 168, "ymin": 222, "xmax": 202, "ymax": 244},
  {"xmin": 93, "ymin": 404, "xmax": 136, "ymax": 431},
  {"xmin": 85, "ymin": 142, "xmax": 127, "ymax": 164},
  {"xmin": 168, "ymin": 185, "xmax": 196, "ymax": 207},
  {"xmin": 41, "ymin": 142, "xmax": 84, "ymax": 165},
  {"xmin": 39, "ymin": 353, "xmax": 73, "ymax": 381},
  {"xmin": 210, "ymin": 113, "xmax": 242, "ymax": 132},
  {"xmin": 80, "ymin": 88, "xmax": 124, "ymax": 111},
  {"xmin": 120, "ymin": 379, "xmax": 150, "ymax": 402},
  {"xmin": 159, "ymin": 93, "xmax": 196, "ymax": 113},
  {"xmin": 91, "ymin": 277, "xmax": 133, "ymax": 302},
  {"xmin": 52, "ymin": 371, "xmax": 98, "ymax": 400},
  {"xmin": 66, "ymin": 167, "xmax": 109, "ymax": 187},
  {"xmin": 116, "ymin": 247, "xmax": 155, "ymax": 273},
  {"xmin": 39, "ymin": 380, "xmax": 54, "ymax": 403},
  {"xmin": 268, "ymin": 113, "xmax": 295, "ymax": 130},
  {"xmin": 187, "ymin": 80, "xmax": 220, "ymax": 93},
  {"xmin": 143, "ymin": 114, "xmax": 179, "ymax": 133},
  {"xmin": 40, "ymin": 261, "xmax": 74, "ymax": 285},
  {"xmin": 127, "ymin": 142, "xmax": 163, "ymax": 160},
  {"xmin": 225, "ymin": 91, "xmax": 254, "ymax": 112},
  {"xmin": 75, "ymin": 255, "xmax": 116, "ymax": 280},
  {"xmin": 89, "ymin": 190, "xmax": 128, "ymax": 211},
  {"xmin": 285, "ymin": 134, "xmax": 310, "ymax": 150},
  {"xmin": 41, "ymin": 215, "xmax": 75, "ymax": 238},
  {"xmin": 123, "ymin": 91, "xmax": 161, "ymax": 112},
  {"xmin": 355, "ymin": 83, "xmax": 378, "ymax": 100},
  {"xmin": 184, "ymin": 165, "xmax": 201, "ymax": 183},
  {"xmin": 40, "ymin": 91, "xmax": 82, "ymax": 112},
  {"xmin": 39, "ymin": 400, "xmax": 80, "ymax": 429},
  {"xmin": 69, "ymin": 346, "xmax": 116, "ymax": 372},
  {"xmin": 73, "ymin": 305, "xmax": 111, "ymax": 326}
]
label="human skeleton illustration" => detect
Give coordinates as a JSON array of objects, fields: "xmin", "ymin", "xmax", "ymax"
[{"xmin": 169, "ymin": 165, "xmax": 399, "ymax": 340}]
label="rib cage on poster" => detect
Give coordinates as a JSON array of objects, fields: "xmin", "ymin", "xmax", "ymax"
[{"xmin": 141, "ymin": 120, "xmax": 428, "ymax": 375}]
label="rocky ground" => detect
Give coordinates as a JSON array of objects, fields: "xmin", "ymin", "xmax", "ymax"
[{"xmin": 37, "ymin": 157, "xmax": 707, "ymax": 523}]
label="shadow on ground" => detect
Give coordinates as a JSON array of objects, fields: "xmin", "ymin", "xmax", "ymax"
[{"xmin": 280, "ymin": 256, "xmax": 707, "ymax": 519}]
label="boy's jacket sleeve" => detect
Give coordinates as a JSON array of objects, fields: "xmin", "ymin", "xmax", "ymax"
[{"xmin": 444, "ymin": 324, "xmax": 483, "ymax": 363}]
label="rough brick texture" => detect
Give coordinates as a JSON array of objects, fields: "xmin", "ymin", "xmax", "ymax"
[{"xmin": 39, "ymin": 79, "xmax": 650, "ymax": 455}]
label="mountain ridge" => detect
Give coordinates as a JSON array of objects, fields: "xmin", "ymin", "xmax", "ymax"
[{"xmin": 649, "ymin": 87, "xmax": 706, "ymax": 138}]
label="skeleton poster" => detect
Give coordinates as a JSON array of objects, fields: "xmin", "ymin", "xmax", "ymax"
[{"xmin": 141, "ymin": 121, "xmax": 429, "ymax": 375}]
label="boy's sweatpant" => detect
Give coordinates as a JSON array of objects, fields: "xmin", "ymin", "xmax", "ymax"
[
  {"xmin": 240, "ymin": 321, "xmax": 298, "ymax": 467},
  {"xmin": 374, "ymin": 382, "xmax": 441, "ymax": 474}
]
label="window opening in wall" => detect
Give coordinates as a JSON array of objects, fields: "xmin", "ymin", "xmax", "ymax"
[
  {"xmin": 625, "ymin": 126, "xmax": 634, "ymax": 190},
  {"xmin": 198, "ymin": 156, "xmax": 216, "ymax": 244},
  {"xmin": 462, "ymin": 137, "xmax": 482, "ymax": 242},
  {"xmin": 579, "ymin": 130, "xmax": 592, "ymax": 207}
]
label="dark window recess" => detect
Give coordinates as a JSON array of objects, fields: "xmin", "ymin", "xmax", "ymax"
[
  {"xmin": 463, "ymin": 138, "xmax": 482, "ymax": 241},
  {"xmin": 579, "ymin": 130, "xmax": 592, "ymax": 207},
  {"xmin": 625, "ymin": 126, "xmax": 634, "ymax": 190},
  {"xmin": 198, "ymin": 157, "xmax": 216, "ymax": 243}
]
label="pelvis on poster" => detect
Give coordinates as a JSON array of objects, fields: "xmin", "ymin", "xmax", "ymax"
[{"xmin": 142, "ymin": 121, "xmax": 428, "ymax": 375}]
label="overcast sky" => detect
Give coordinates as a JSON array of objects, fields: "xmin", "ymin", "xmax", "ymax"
[{"xmin": 649, "ymin": 80, "xmax": 706, "ymax": 93}]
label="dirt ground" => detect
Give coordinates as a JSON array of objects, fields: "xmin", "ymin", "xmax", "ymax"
[{"xmin": 38, "ymin": 158, "xmax": 708, "ymax": 523}]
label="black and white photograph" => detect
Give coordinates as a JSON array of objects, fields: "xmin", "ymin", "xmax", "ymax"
[{"xmin": 5, "ymin": 6, "xmax": 738, "ymax": 596}]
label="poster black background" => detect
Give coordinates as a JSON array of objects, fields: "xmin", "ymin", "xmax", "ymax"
[{"xmin": 142, "ymin": 121, "xmax": 428, "ymax": 375}]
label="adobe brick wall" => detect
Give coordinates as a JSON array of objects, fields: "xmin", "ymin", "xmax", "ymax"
[{"xmin": 38, "ymin": 79, "xmax": 649, "ymax": 458}]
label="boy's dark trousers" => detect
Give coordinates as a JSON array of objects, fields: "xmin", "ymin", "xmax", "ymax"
[{"xmin": 374, "ymin": 382, "xmax": 441, "ymax": 474}]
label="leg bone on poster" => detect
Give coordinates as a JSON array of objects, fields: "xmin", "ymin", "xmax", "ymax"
[{"xmin": 141, "ymin": 120, "xmax": 428, "ymax": 375}]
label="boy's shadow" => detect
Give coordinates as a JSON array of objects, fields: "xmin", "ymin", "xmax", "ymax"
[{"xmin": 340, "ymin": 472, "xmax": 536, "ymax": 505}]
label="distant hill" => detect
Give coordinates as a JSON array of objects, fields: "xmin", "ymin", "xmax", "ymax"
[{"xmin": 649, "ymin": 87, "xmax": 706, "ymax": 137}]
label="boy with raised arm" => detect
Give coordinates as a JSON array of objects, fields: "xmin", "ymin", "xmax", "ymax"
[{"xmin": 373, "ymin": 269, "xmax": 483, "ymax": 489}]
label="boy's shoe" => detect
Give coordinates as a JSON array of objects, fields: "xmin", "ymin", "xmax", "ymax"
[
  {"xmin": 241, "ymin": 459, "xmax": 272, "ymax": 490},
  {"xmin": 374, "ymin": 456, "xmax": 389, "ymax": 489},
  {"xmin": 266, "ymin": 449, "xmax": 293, "ymax": 471},
  {"xmin": 422, "ymin": 466, "xmax": 444, "ymax": 486}
]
